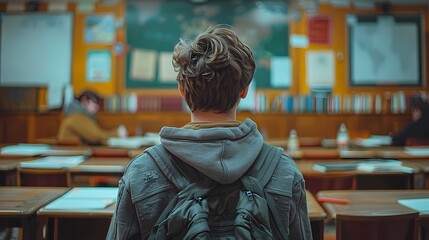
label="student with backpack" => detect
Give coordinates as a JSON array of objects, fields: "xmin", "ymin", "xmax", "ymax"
[{"xmin": 106, "ymin": 25, "xmax": 313, "ymax": 240}]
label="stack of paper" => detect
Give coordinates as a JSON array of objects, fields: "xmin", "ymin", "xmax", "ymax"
[
  {"xmin": 405, "ymin": 147, "xmax": 429, "ymax": 156},
  {"xmin": 353, "ymin": 135, "xmax": 392, "ymax": 147},
  {"xmin": 312, "ymin": 162, "xmax": 358, "ymax": 172},
  {"xmin": 356, "ymin": 159, "xmax": 413, "ymax": 173},
  {"xmin": 1, "ymin": 144, "xmax": 51, "ymax": 156},
  {"xmin": 44, "ymin": 187, "xmax": 118, "ymax": 210},
  {"xmin": 20, "ymin": 156, "xmax": 85, "ymax": 169},
  {"xmin": 108, "ymin": 133, "xmax": 161, "ymax": 149}
]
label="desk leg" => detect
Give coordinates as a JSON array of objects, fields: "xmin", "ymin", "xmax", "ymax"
[
  {"xmin": 21, "ymin": 216, "xmax": 36, "ymax": 240},
  {"xmin": 36, "ymin": 216, "xmax": 48, "ymax": 240},
  {"xmin": 311, "ymin": 220, "xmax": 324, "ymax": 240}
]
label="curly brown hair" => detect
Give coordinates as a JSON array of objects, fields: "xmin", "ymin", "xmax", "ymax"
[{"xmin": 172, "ymin": 25, "xmax": 255, "ymax": 113}]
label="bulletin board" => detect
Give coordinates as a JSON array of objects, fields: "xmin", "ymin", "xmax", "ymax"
[{"xmin": 125, "ymin": 0, "xmax": 290, "ymax": 89}]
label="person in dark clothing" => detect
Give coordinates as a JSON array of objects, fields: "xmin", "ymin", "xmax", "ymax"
[{"xmin": 391, "ymin": 94, "xmax": 429, "ymax": 146}]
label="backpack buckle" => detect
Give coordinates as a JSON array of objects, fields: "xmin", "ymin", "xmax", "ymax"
[
  {"xmin": 245, "ymin": 190, "xmax": 253, "ymax": 198},
  {"xmin": 195, "ymin": 196, "xmax": 203, "ymax": 205}
]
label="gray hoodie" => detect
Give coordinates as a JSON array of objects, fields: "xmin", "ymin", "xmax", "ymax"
[{"xmin": 159, "ymin": 118, "xmax": 263, "ymax": 184}]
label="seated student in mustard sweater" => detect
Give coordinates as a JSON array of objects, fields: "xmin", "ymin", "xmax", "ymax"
[
  {"xmin": 57, "ymin": 90, "xmax": 127, "ymax": 145},
  {"xmin": 391, "ymin": 94, "xmax": 429, "ymax": 146}
]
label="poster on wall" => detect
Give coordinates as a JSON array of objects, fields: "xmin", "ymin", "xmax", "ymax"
[
  {"xmin": 306, "ymin": 50, "xmax": 335, "ymax": 88},
  {"xmin": 86, "ymin": 50, "xmax": 112, "ymax": 82},
  {"xmin": 308, "ymin": 15, "xmax": 332, "ymax": 45},
  {"xmin": 85, "ymin": 14, "xmax": 115, "ymax": 43}
]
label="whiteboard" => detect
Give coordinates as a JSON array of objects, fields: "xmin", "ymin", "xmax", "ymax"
[{"xmin": 0, "ymin": 13, "xmax": 73, "ymax": 109}]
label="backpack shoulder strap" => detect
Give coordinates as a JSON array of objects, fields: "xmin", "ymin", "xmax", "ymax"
[
  {"xmin": 145, "ymin": 144, "xmax": 190, "ymax": 190},
  {"xmin": 247, "ymin": 143, "xmax": 289, "ymax": 240},
  {"xmin": 247, "ymin": 143, "xmax": 283, "ymax": 186}
]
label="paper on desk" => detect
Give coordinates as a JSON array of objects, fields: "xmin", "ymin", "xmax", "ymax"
[
  {"xmin": 44, "ymin": 187, "xmax": 118, "ymax": 210},
  {"xmin": 0, "ymin": 144, "xmax": 50, "ymax": 156},
  {"xmin": 44, "ymin": 199, "xmax": 115, "ymax": 209},
  {"xmin": 19, "ymin": 156, "xmax": 85, "ymax": 169},
  {"xmin": 405, "ymin": 147, "xmax": 429, "ymax": 156},
  {"xmin": 108, "ymin": 134, "xmax": 161, "ymax": 149},
  {"xmin": 64, "ymin": 187, "xmax": 118, "ymax": 200},
  {"xmin": 353, "ymin": 135, "xmax": 392, "ymax": 147},
  {"xmin": 356, "ymin": 159, "xmax": 413, "ymax": 173},
  {"xmin": 398, "ymin": 198, "xmax": 429, "ymax": 213}
]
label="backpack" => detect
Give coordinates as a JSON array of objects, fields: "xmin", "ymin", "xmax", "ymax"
[{"xmin": 145, "ymin": 143, "xmax": 289, "ymax": 240}]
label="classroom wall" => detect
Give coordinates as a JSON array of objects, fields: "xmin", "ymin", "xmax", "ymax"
[
  {"xmin": 1, "ymin": 1, "xmax": 428, "ymax": 99},
  {"xmin": 0, "ymin": 1, "xmax": 125, "ymax": 97},
  {"xmin": 289, "ymin": 3, "xmax": 429, "ymax": 96}
]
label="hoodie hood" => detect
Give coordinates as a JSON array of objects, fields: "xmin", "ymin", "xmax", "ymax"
[
  {"xmin": 159, "ymin": 118, "xmax": 264, "ymax": 184},
  {"xmin": 63, "ymin": 100, "xmax": 96, "ymax": 121}
]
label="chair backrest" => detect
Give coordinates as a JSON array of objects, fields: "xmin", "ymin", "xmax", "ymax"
[
  {"xmin": 406, "ymin": 138, "xmax": 429, "ymax": 146},
  {"xmin": 336, "ymin": 212, "xmax": 419, "ymax": 240},
  {"xmin": 301, "ymin": 149, "xmax": 340, "ymax": 160},
  {"xmin": 17, "ymin": 168, "xmax": 70, "ymax": 187},
  {"xmin": 304, "ymin": 173, "xmax": 355, "ymax": 197}
]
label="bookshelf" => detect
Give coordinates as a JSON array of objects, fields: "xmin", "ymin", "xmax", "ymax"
[{"xmin": 0, "ymin": 111, "xmax": 410, "ymax": 144}]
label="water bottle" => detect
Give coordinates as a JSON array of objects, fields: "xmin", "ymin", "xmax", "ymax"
[
  {"xmin": 336, "ymin": 123, "xmax": 349, "ymax": 150},
  {"xmin": 287, "ymin": 129, "xmax": 299, "ymax": 152}
]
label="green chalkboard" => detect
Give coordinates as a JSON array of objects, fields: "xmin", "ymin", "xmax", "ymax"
[{"xmin": 125, "ymin": 0, "xmax": 289, "ymax": 89}]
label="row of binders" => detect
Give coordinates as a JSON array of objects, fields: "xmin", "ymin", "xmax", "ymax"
[
  {"xmin": 101, "ymin": 94, "xmax": 188, "ymax": 113},
  {"xmin": 99, "ymin": 91, "xmax": 427, "ymax": 114},
  {"xmin": 255, "ymin": 91, "xmax": 428, "ymax": 114}
]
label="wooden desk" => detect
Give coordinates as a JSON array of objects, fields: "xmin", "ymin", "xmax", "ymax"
[
  {"xmin": 306, "ymin": 190, "xmax": 327, "ymax": 240},
  {"xmin": 37, "ymin": 187, "xmax": 117, "ymax": 240},
  {"xmin": 317, "ymin": 190, "xmax": 429, "ymax": 239},
  {"xmin": 68, "ymin": 157, "xmax": 130, "ymax": 186},
  {"xmin": 405, "ymin": 160, "xmax": 429, "ymax": 189},
  {"xmin": 377, "ymin": 148, "xmax": 429, "ymax": 160},
  {"xmin": 44, "ymin": 146, "xmax": 92, "ymax": 157},
  {"xmin": 0, "ymin": 187, "xmax": 69, "ymax": 240},
  {"xmin": 296, "ymin": 160, "xmax": 418, "ymax": 190},
  {"xmin": 35, "ymin": 188, "xmax": 325, "ymax": 240},
  {"xmin": 0, "ymin": 159, "xmax": 30, "ymax": 186}
]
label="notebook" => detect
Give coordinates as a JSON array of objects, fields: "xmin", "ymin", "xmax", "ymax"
[{"xmin": 312, "ymin": 162, "xmax": 358, "ymax": 173}]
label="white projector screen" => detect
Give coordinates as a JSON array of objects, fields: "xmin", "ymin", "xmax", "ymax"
[{"xmin": 0, "ymin": 13, "xmax": 73, "ymax": 108}]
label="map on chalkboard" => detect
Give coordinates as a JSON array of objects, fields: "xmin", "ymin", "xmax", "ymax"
[
  {"xmin": 348, "ymin": 14, "xmax": 423, "ymax": 86},
  {"xmin": 125, "ymin": 0, "xmax": 290, "ymax": 89}
]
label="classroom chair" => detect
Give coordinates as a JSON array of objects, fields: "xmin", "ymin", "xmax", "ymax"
[
  {"xmin": 301, "ymin": 149, "xmax": 340, "ymax": 160},
  {"xmin": 17, "ymin": 168, "xmax": 71, "ymax": 187},
  {"xmin": 336, "ymin": 212, "xmax": 419, "ymax": 240},
  {"xmin": 304, "ymin": 173, "xmax": 355, "ymax": 197},
  {"xmin": 91, "ymin": 147, "xmax": 130, "ymax": 158}
]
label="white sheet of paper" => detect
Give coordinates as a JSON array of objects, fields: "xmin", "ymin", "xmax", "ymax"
[
  {"xmin": 1, "ymin": 144, "xmax": 50, "ymax": 156},
  {"xmin": 271, "ymin": 56, "xmax": 292, "ymax": 88},
  {"xmin": 20, "ymin": 156, "xmax": 85, "ymax": 169},
  {"xmin": 44, "ymin": 199, "xmax": 114, "ymax": 210},
  {"xmin": 158, "ymin": 51, "xmax": 177, "ymax": 83},
  {"xmin": 64, "ymin": 187, "xmax": 118, "ymax": 200},
  {"xmin": 306, "ymin": 50, "xmax": 335, "ymax": 88},
  {"xmin": 398, "ymin": 198, "xmax": 429, "ymax": 213},
  {"xmin": 130, "ymin": 48, "xmax": 156, "ymax": 81},
  {"xmin": 290, "ymin": 34, "xmax": 309, "ymax": 48}
]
